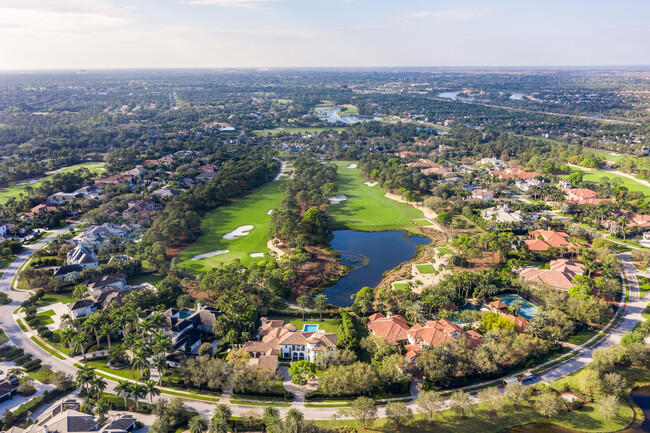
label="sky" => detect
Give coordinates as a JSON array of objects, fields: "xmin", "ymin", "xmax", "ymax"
[{"xmin": 0, "ymin": 0, "xmax": 649, "ymax": 70}]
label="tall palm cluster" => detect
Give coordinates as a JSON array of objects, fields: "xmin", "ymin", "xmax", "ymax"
[
  {"xmin": 60, "ymin": 305, "xmax": 173, "ymax": 383},
  {"xmin": 186, "ymin": 406, "xmax": 317, "ymax": 433}
]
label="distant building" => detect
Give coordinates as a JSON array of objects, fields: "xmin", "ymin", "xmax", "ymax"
[
  {"xmin": 153, "ymin": 306, "xmax": 221, "ymax": 354},
  {"xmin": 46, "ymin": 192, "xmax": 84, "ymax": 204},
  {"xmin": 472, "ymin": 189, "xmax": 495, "ymax": 201},
  {"xmin": 519, "ymin": 259, "xmax": 586, "ymax": 291},
  {"xmin": 557, "ymin": 180, "xmax": 572, "ymax": 189}
]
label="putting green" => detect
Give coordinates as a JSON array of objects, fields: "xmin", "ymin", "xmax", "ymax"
[
  {"xmin": 328, "ymin": 161, "xmax": 425, "ymax": 233},
  {"xmin": 415, "ymin": 264, "xmax": 435, "ymax": 274},
  {"xmin": 176, "ymin": 180, "xmax": 285, "ymax": 273},
  {"xmin": 0, "ymin": 162, "xmax": 105, "ymax": 204}
]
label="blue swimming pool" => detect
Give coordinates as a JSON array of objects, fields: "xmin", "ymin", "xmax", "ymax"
[
  {"xmin": 303, "ymin": 324, "xmax": 319, "ymax": 332},
  {"xmin": 450, "ymin": 302, "xmax": 483, "ymax": 325},
  {"xmin": 494, "ymin": 293, "xmax": 538, "ymax": 320}
]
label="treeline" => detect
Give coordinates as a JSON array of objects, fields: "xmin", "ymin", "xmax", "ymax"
[{"xmin": 268, "ymin": 156, "xmax": 335, "ymax": 247}]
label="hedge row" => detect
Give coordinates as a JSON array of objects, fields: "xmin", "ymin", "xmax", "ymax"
[{"xmin": 232, "ymin": 390, "xmax": 294, "ymax": 402}]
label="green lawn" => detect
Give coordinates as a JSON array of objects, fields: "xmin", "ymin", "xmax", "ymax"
[
  {"xmin": 562, "ymin": 168, "xmax": 650, "ymax": 201},
  {"xmin": 0, "ymin": 328, "xmax": 8, "ymax": 345},
  {"xmin": 393, "ymin": 283, "xmax": 411, "ymax": 290},
  {"xmin": 84, "ymin": 359, "xmax": 143, "ymax": 380},
  {"xmin": 268, "ymin": 315, "xmax": 340, "ymax": 334},
  {"xmin": 0, "ymin": 162, "xmax": 105, "ymax": 204},
  {"xmin": 34, "ymin": 310, "xmax": 55, "ymax": 326},
  {"xmin": 176, "ymin": 180, "xmax": 285, "ymax": 273},
  {"xmin": 38, "ymin": 293, "xmax": 77, "ymax": 307},
  {"xmin": 415, "ymin": 264, "xmax": 435, "ymax": 274},
  {"xmin": 126, "ymin": 273, "xmax": 164, "ymax": 287},
  {"xmin": 338, "ymin": 105, "xmax": 359, "ymax": 116},
  {"xmin": 328, "ymin": 161, "xmax": 425, "ymax": 233},
  {"xmin": 437, "ymin": 247, "xmax": 453, "ymax": 255},
  {"xmin": 566, "ymin": 325, "xmax": 600, "ymax": 346},
  {"xmin": 316, "ymin": 398, "xmax": 632, "ymax": 433},
  {"xmin": 252, "ymin": 127, "xmax": 345, "ymax": 137}
]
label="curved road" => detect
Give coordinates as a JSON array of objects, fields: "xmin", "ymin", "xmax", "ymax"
[{"xmin": 0, "ymin": 228, "xmax": 647, "ymax": 421}]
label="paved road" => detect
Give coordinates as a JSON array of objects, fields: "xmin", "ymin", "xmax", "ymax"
[
  {"xmin": 537, "ymin": 252, "xmax": 644, "ymax": 383},
  {"xmin": 1, "ymin": 228, "xmax": 648, "ymax": 422}
]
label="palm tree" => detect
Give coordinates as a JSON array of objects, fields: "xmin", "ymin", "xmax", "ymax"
[
  {"xmin": 404, "ymin": 301, "xmax": 424, "ymax": 324},
  {"xmin": 90, "ymin": 376, "xmax": 107, "ymax": 398},
  {"xmin": 212, "ymin": 404, "xmax": 232, "ymax": 423},
  {"xmin": 76, "ymin": 365, "xmax": 94, "ymax": 394},
  {"xmin": 61, "ymin": 327, "xmax": 76, "ymax": 354},
  {"xmin": 296, "ymin": 295, "xmax": 311, "ymax": 321},
  {"xmin": 84, "ymin": 316, "xmax": 101, "ymax": 349},
  {"xmin": 131, "ymin": 347, "xmax": 150, "ymax": 379},
  {"xmin": 80, "ymin": 396, "xmax": 95, "ymax": 414},
  {"xmin": 314, "ymin": 294, "xmax": 328, "ymax": 322},
  {"xmin": 115, "ymin": 380, "xmax": 131, "ymax": 408},
  {"xmin": 262, "ymin": 406, "xmax": 280, "ymax": 426},
  {"xmin": 618, "ymin": 216, "xmax": 630, "ymax": 240},
  {"xmin": 153, "ymin": 355, "xmax": 168, "ymax": 385},
  {"xmin": 189, "ymin": 416, "xmax": 208, "ymax": 433},
  {"xmin": 209, "ymin": 419, "xmax": 228, "ymax": 433},
  {"xmin": 113, "ymin": 313, "xmax": 128, "ymax": 337},
  {"xmin": 94, "ymin": 398, "xmax": 109, "ymax": 425},
  {"xmin": 144, "ymin": 379, "xmax": 160, "ymax": 405},
  {"xmin": 510, "ymin": 300, "xmax": 525, "ymax": 317},
  {"xmin": 73, "ymin": 333, "xmax": 87, "ymax": 358},
  {"xmin": 153, "ymin": 331, "xmax": 173, "ymax": 356},
  {"xmin": 129, "ymin": 382, "xmax": 146, "ymax": 410},
  {"xmin": 100, "ymin": 323, "xmax": 113, "ymax": 350}
]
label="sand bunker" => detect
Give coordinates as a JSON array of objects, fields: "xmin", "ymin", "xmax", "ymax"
[
  {"xmin": 267, "ymin": 209, "xmax": 274, "ymax": 215},
  {"xmin": 364, "ymin": 181, "xmax": 378, "ymax": 187},
  {"xmin": 191, "ymin": 250, "xmax": 229, "ymax": 260},
  {"xmin": 249, "ymin": 252, "xmax": 265, "ymax": 257},
  {"xmin": 223, "ymin": 225, "xmax": 254, "ymax": 240},
  {"xmin": 346, "ymin": 163, "xmax": 358, "ymax": 168},
  {"xmin": 329, "ymin": 194, "xmax": 347, "ymax": 205}
]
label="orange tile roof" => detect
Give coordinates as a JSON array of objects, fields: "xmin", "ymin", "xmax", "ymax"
[{"xmin": 368, "ymin": 314, "xmax": 411, "ymax": 344}]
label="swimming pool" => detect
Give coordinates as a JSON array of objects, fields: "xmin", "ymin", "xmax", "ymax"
[
  {"xmin": 450, "ymin": 302, "xmax": 483, "ymax": 325},
  {"xmin": 494, "ymin": 293, "xmax": 538, "ymax": 320},
  {"xmin": 303, "ymin": 324, "xmax": 319, "ymax": 332}
]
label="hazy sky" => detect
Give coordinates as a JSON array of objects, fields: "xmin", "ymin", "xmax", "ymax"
[{"xmin": 0, "ymin": 0, "xmax": 648, "ymax": 70}]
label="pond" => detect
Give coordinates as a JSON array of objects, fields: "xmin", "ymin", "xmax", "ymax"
[
  {"xmin": 316, "ymin": 107, "xmax": 382, "ymax": 124},
  {"xmin": 510, "ymin": 93, "xmax": 527, "ymax": 100},
  {"xmin": 501, "ymin": 386, "xmax": 650, "ymax": 432},
  {"xmin": 321, "ymin": 230, "xmax": 430, "ymax": 307}
]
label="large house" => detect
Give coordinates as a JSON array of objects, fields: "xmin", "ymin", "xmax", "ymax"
[
  {"xmin": 66, "ymin": 245, "xmax": 98, "ymax": 268},
  {"xmin": 494, "ymin": 168, "xmax": 540, "ymax": 180},
  {"xmin": 47, "ymin": 192, "xmax": 84, "ymax": 204},
  {"xmin": 242, "ymin": 318, "xmax": 337, "ymax": 362},
  {"xmin": 154, "ymin": 306, "xmax": 221, "ymax": 354},
  {"xmin": 122, "ymin": 200, "xmax": 162, "ymax": 222},
  {"xmin": 82, "ymin": 274, "xmax": 126, "ymax": 291},
  {"xmin": 481, "ymin": 205, "xmax": 538, "ymax": 225},
  {"xmin": 74, "ymin": 223, "xmax": 140, "ymax": 246},
  {"xmin": 367, "ymin": 313, "xmax": 482, "ymax": 361},
  {"xmin": 519, "ymin": 259, "xmax": 586, "ymax": 291},
  {"xmin": 471, "ymin": 189, "xmax": 495, "ymax": 201},
  {"xmin": 524, "ymin": 229, "xmax": 581, "ymax": 254},
  {"xmin": 6, "ymin": 400, "xmax": 137, "ymax": 433}
]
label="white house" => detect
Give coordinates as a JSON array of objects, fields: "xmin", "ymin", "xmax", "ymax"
[
  {"xmin": 558, "ymin": 180, "xmax": 572, "ymax": 189},
  {"xmin": 66, "ymin": 245, "xmax": 98, "ymax": 269},
  {"xmin": 66, "ymin": 299, "xmax": 96, "ymax": 319}
]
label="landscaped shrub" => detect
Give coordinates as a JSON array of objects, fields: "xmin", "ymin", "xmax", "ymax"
[
  {"xmin": 22, "ymin": 359, "xmax": 42, "ymax": 371},
  {"xmin": 5, "ymin": 347, "xmax": 24, "ymax": 360},
  {"xmin": 39, "ymin": 330, "xmax": 53, "ymax": 340},
  {"xmin": 0, "ymin": 292, "xmax": 11, "ymax": 305},
  {"xmin": 14, "ymin": 353, "xmax": 33, "ymax": 365}
]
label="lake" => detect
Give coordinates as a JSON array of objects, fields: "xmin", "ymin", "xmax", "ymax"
[
  {"xmin": 501, "ymin": 386, "xmax": 650, "ymax": 432},
  {"xmin": 510, "ymin": 93, "xmax": 526, "ymax": 100},
  {"xmin": 317, "ymin": 107, "xmax": 382, "ymax": 124},
  {"xmin": 438, "ymin": 91, "xmax": 473, "ymax": 103},
  {"xmin": 321, "ymin": 230, "xmax": 430, "ymax": 307}
]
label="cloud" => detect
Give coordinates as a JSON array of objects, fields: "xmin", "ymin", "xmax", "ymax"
[
  {"xmin": 182, "ymin": 0, "xmax": 284, "ymax": 8},
  {"xmin": 395, "ymin": 8, "xmax": 494, "ymax": 23}
]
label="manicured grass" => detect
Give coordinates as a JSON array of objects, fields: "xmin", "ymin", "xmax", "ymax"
[
  {"xmin": 126, "ymin": 273, "xmax": 164, "ymax": 287},
  {"xmin": 230, "ymin": 400, "xmax": 291, "ymax": 407},
  {"xmin": 566, "ymin": 326, "xmax": 600, "ymax": 345},
  {"xmin": 0, "ymin": 328, "xmax": 9, "ymax": 345},
  {"xmin": 17, "ymin": 318, "xmax": 28, "ymax": 333},
  {"xmin": 562, "ymin": 168, "xmax": 650, "ymax": 201},
  {"xmin": 437, "ymin": 247, "xmax": 453, "ymax": 255},
  {"xmin": 252, "ymin": 127, "xmax": 345, "ymax": 137},
  {"xmin": 38, "ymin": 293, "xmax": 77, "ymax": 307},
  {"xmin": 328, "ymin": 161, "xmax": 425, "ymax": 233},
  {"xmin": 268, "ymin": 315, "xmax": 340, "ymax": 334},
  {"xmin": 415, "ymin": 264, "xmax": 435, "ymax": 274},
  {"xmin": 30, "ymin": 336, "xmax": 66, "ymax": 360},
  {"xmin": 84, "ymin": 359, "xmax": 143, "ymax": 380},
  {"xmin": 393, "ymin": 283, "xmax": 411, "ymax": 290},
  {"xmin": 315, "ymin": 398, "xmax": 632, "ymax": 433},
  {"xmin": 176, "ymin": 180, "xmax": 285, "ymax": 273},
  {"xmin": 338, "ymin": 105, "xmax": 359, "ymax": 116},
  {"xmin": 34, "ymin": 310, "xmax": 55, "ymax": 326},
  {"xmin": 414, "ymin": 219, "xmax": 434, "ymax": 226},
  {"xmin": 0, "ymin": 162, "xmax": 105, "ymax": 204}
]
